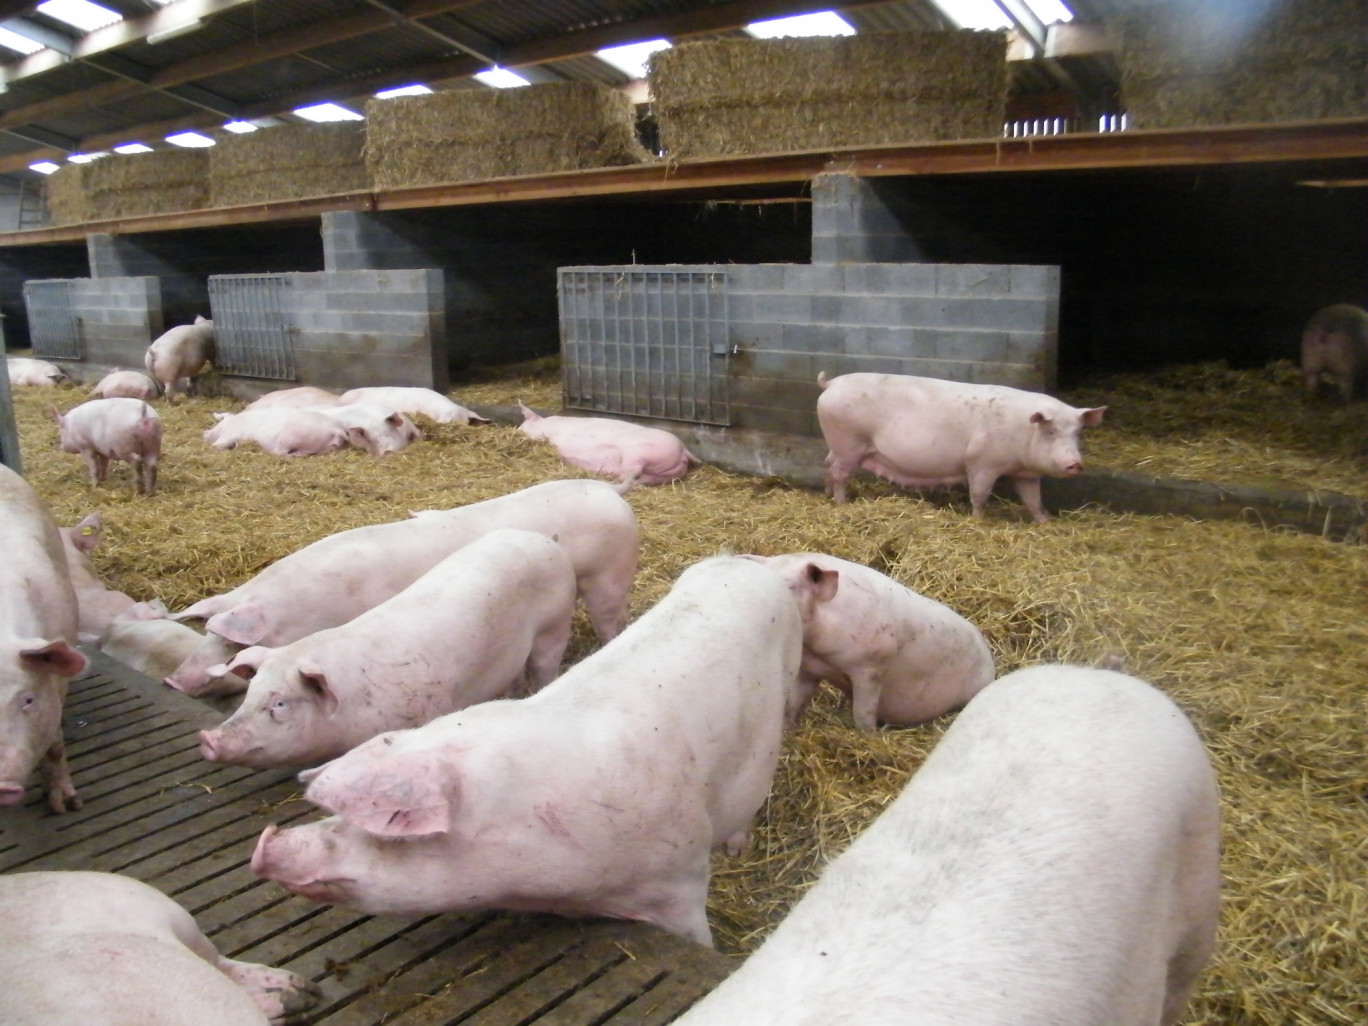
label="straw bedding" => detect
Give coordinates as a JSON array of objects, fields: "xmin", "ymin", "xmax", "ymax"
[{"xmin": 9, "ymin": 366, "xmax": 1364, "ymax": 1024}]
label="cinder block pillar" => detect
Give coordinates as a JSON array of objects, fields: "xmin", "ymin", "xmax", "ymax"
[{"xmin": 811, "ymin": 174, "xmax": 926, "ymax": 264}]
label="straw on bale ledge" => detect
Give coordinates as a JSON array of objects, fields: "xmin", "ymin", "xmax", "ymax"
[
  {"xmin": 648, "ymin": 30, "xmax": 1007, "ymax": 160},
  {"xmin": 8, "ymin": 360, "xmax": 1364, "ymax": 1025},
  {"xmin": 44, "ymin": 150, "xmax": 209, "ymax": 225},
  {"xmin": 209, "ymin": 123, "xmax": 368, "ymax": 207},
  {"xmin": 365, "ymin": 82, "xmax": 651, "ymax": 188}
]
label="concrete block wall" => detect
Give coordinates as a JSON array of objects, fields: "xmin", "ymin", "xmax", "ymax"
[{"xmin": 27, "ymin": 276, "xmax": 162, "ymax": 383}]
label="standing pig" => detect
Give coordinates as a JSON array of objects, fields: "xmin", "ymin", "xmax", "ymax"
[
  {"xmin": 672, "ymin": 664, "xmax": 1221, "ymax": 1026},
  {"xmin": 8, "ymin": 356, "xmax": 68, "ymax": 386},
  {"xmin": 518, "ymin": 403, "xmax": 698, "ymax": 486},
  {"xmin": 243, "ymin": 385, "xmax": 342, "ymax": 410},
  {"xmin": 0, "ymin": 871, "xmax": 319, "ymax": 1025},
  {"xmin": 166, "ymin": 479, "xmax": 639, "ymax": 696},
  {"xmin": 202, "ymin": 408, "xmax": 348, "ymax": 457},
  {"xmin": 745, "ymin": 551, "xmax": 994, "ymax": 732},
  {"xmin": 817, "ymin": 372, "xmax": 1106, "ymax": 522},
  {"xmin": 1300, "ymin": 303, "xmax": 1368, "ymax": 401},
  {"xmin": 200, "ymin": 529, "xmax": 577, "ymax": 768},
  {"xmin": 51, "ymin": 397, "xmax": 162, "ymax": 496},
  {"xmin": 338, "ymin": 386, "xmax": 488, "ymax": 425},
  {"xmin": 304, "ymin": 402, "xmax": 422, "ymax": 457},
  {"xmin": 144, "ymin": 315, "xmax": 214, "ymax": 399},
  {"xmin": 250, "ymin": 555, "xmax": 802, "ymax": 946},
  {"xmin": 0, "ymin": 463, "xmax": 88, "ymax": 813},
  {"xmin": 88, "ymin": 369, "xmax": 160, "ymax": 400},
  {"xmin": 58, "ymin": 513, "xmax": 136, "ymax": 642}
]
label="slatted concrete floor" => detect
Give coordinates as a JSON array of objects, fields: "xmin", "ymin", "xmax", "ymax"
[{"xmin": 0, "ymin": 651, "xmax": 737, "ymax": 1025}]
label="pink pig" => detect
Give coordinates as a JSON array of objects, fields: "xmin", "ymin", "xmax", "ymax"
[
  {"xmin": 303, "ymin": 402, "xmax": 422, "ymax": 456},
  {"xmin": 518, "ymin": 403, "xmax": 698, "ymax": 486},
  {"xmin": 51, "ymin": 397, "xmax": 162, "ymax": 496},
  {"xmin": 745, "ymin": 552, "xmax": 994, "ymax": 732},
  {"xmin": 338, "ymin": 386, "xmax": 488, "ymax": 425},
  {"xmin": 8, "ymin": 356, "xmax": 67, "ymax": 386},
  {"xmin": 202, "ymin": 408, "xmax": 348, "ymax": 457},
  {"xmin": 243, "ymin": 385, "xmax": 342, "ymax": 410},
  {"xmin": 58, "ymin": 513, "xmax": 136, "ymax": 642},
  {"xmin": 199, "ymin": 529, "xmax": 577, "ymax": 769},
  {"xmin": 87, "ymin": 370, "xmax": 160, "ymax": 400},
  {"xmin": 144, "ymin": 316, "xmax": 214, "ymax": 399},
  {"xmin": 1300, "ymin": 303, "xmax": 1368, "ymax": 401},
  {"xmin": 817, "ymin": 372, "xmax": 1105, "ymax": 522}
]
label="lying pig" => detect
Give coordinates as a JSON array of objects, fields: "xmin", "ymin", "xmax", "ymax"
[
  {"xmin": 51, "ymin": 397, "xmax": 162, "ymax": 496},
  {"xmin": 0, "ymin": 871, "xmax": 319, "ymax": 1025},
  {"xmin": 202, "ymin": 408, "xmax": 348, "ymax": 457},
  {"xmin": 88, "ymin": 369, "xmax": 160, "ymax": 400},
  {"xmin": 304, "ymin": 402, "xmax": 422, "ymax": 456},
  {"xmin": 1300, "ymin": 303, "xmax": 1368, "ymax": 401},
  {"xmin": 144, "ymin": 315, "xmax": 214, "ymax": 399},
  {"xmin": 243, "ymin": 385, "xmax": 342, "ymax": 410},
  {"xmin": 167, "ymin": 479, "xmax": 639, "ymax": 695},
  {"xmin": 338, "ymin": 386, "xmax": 488, "ymax": 425},
  {"xmin": 100, "ymin": 603, "xmax": 248, "ymax": 696},
  {"xmin": 816, "ymin": 372, "xmax": 1106, "ymax": 522},
  {"xmin": 0, "ymin": 463, "xmax": 87, "ymax": 813},
  {"xmin": 518, "ymin": 403, "xmax": 698, "ymax": 486},
  {"xmin": 200, "ymin": 529, "xmax": 577, "ymax": 768},
  {"xmin": 7, "ymin": 356, "xmax": 68, "ymax": 386},
  {"xmin": 250, "ymin": 555, "xmax": 802, "ymax": 946},
  {"xmin": 58, "ymin": 513, "xmax": 136, "ymax": 642},
  {"xmin": 744, "ymin": 552, "xmax": 994, "ymax": 732},
  {"xmin": 673, "ymin": 664, "xmax": 1221, "ymax": 1026}
]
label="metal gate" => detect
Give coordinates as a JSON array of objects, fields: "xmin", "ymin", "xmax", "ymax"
[
  {"xmin": 558, "ymin": 268, "xmax": 731, "ymax": 426},
  {"xmin": 208, "ymin": 274, "xmax": 295, "ymax": 380},
  {"xmin": 23, "ymin": 279, "xmax": 82, "ymax": 359}
]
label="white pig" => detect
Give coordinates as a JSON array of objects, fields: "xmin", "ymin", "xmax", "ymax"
[
  {"xmin": 166, "ymin": 479, "xmax": 639, "ymax": 696},
  {"xmin": 518, "ymin": 403, "xmax": 698, "ymax": 486},
  {"xmin": 0, "ymin": 463, "xmax": 87, "ymax": 813},
  {"xmin": 7, "ymin": 356, "xmax": 67, "ymax": 386},
  {"xmin": 250, "ymin": 555, "xmax": 803, "ymax": 946},
  {"xmin": 88, "ymin": 369, "xmax": 160, "ymax": 400},
  {"xmin": 58, "ymin": 513, "xmax": 136, "ymax": 642},
  {"xmin": 144, "ymin": 315, "xmax": 214, "ymax": 399},
  {"xmin": 0, "ymin": 871, "xmax": 319, "ymax": 1025},
  {"xmin": 200, "ymin": 529, "xmax": 577, "ymax": 768},
  {"xmin": 51, "ymin": 397, "xmax": 162, "ymax": 496},
  {"xmin": 99, "ymin": 603, "xmax": 248, "ymax": 696},
  {"xmin": 303, "ymin": 402, "xmax": 422, "ymax": 457},
  {"xmin": 201, "ymin": 408, "xmax": 348, "ymax": 457},
  {"xmin": 243, "ymin": 385, "xmax": 342, "ymax": 410},
  {"xmin": 338, "ymin": 386, "xmax": 488, "ymax": 424},
  {"xmin": 816, "ymin": 372, "xmax": 1106, "ymax": 522},
  {"xmin": 1300, "ymin": 303, "xmax": 1368, "ymax": 401},
  {"xmin": 673, "ymin": 664, "xmax": 1221, "ymax": 1026},
  {"xmin": 745, "ymin": 551, "xmax": 994, "ymax": 732}
]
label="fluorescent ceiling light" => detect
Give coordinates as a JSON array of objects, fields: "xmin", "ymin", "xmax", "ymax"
[
  {"xmin": 293, "ymin": 101, "xmax": 364, "ymax": 122},
  {"xmin": 927, "ymin": 0, "xmax": 1013, "ymax": 31},
  {"xmin": 375, "ymin": 84, "xmax": 433, "ymax": 99},
  {"xmin": 474, "ymin": 67, "xmax": 530, "ymax": 89},
  {"xmin": 745, "ymin": 11, "xmax": 855, "ymax": 38},
  {"xmin": 1023, "ymin": 0, "xmax": 1073, "ymax": 23},
  {"xmin": 146, "ymin": 18, "xmax": 203, "ymax": 44},
  {"xmin": 166, "ymin": 130, "xmax": 215, "ymax": 147},
  {"xmin": 29, "ymin": 161, "xmax": 61, "ymax": 174},
  {"xmin": 0, "ymin": 26, "xmax": 45, "ymax": 54},
  {"xmin": 223, "ymin": 120, "xmax": 258, "ymax": 133},
  {"xmin": 36, "ymin": 0, "xmax": 122, "ymax": 33},
  {"xmin": 114, "ymin": 142, "xmax": 153, "ymax": 153},
  {"xmin": 68, "ymin": 151, "xmax": 108, "ymax": 163},
  {"xmin": 595, "ymin": 39, "xmax": 671, "ymax": 79}
]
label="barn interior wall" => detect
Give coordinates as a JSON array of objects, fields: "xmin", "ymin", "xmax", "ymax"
[
  {"xmin": 0, "ymin": 245, "xmax": 90, "ymax": 350},
  {"xmin": 26, "ymin": 276, "xmax": 161, "ymax": 377}
]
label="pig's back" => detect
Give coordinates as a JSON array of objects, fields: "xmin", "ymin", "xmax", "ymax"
[{"xmin": 0, "ymin": 465, "xmax": 78, "ymax": 639}]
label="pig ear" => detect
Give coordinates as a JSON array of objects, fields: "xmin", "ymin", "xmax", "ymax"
[
  {"xmin": 518, "ymin": 402, "xmax": 539, "ymax": 422},
  {"xmin": 296, "ymin": 663, "xmax": 340, "ymax": 716},
  {"xmin": 221, "ymin": 645, "xmax": 272, "ymax": 681},
  {"xmin": 804, "ymin": 563, "xmax": 840, "ymax": 602},
  {"xmin": 1029, "ymin": 410, "xmax": 1053, "ymax": 426},
  {"xmin": 48, "ymin": 405, "xmax": 63, "ymax": 425},
  {"xmin": 1080, "ymin": 405, "xmax": 1107, "ymax": 428},
  {"xmin": 72, "ymin": 514, "xmax": 102, "ymax": 553},
  {"xmin": 384, "ymin": 412, "xmax": 405, "ymax": 428},
  {"xmin": 306, "ymin": 756, "xmax": 453, "ymax": 838},
  {"xmin": 346, "ymin": 425, "xmax": 378, "ymax": 455},
  {"xmin": 207, "ymin": 601, "xmax": 269, "ymax": 646},
  {"xmin": 20, "ymin": 639, "xmax": 88, "ymax": 679}
]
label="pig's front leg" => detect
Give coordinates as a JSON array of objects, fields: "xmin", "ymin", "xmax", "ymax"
[
  {"xmin": 41, "ymin": 739, "xmax": 80, "ymax": 813},
  {"xmin": 785, "ymin": 673, "xmax": 820, "ymax": 730},
  {"xmin": 215, "ymin": 957, "xmax": 322, "ymax": 1023},
  {"xmin": 848, "ymin": 670, "xmax": 886, "ymax": 734},
  {"xmin": 1011, "ymin": 476, "xmax": 1050, "ymax": 523},
  {"xmin": 80, "ymin": 451, "xmax": 107, "ymax": 488},
  {"xmin": 966, "ymin": 466, "xmax": 1002, "ymax": 519}
]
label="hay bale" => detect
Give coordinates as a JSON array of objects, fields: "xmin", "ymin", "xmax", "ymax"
[
  {"xmin": 364, "ymin": 82, "xmax": 651, "ymax": 188},
  {"xmin": 1115, "ymin": 0, "xmax": 1368, "ymax": 128},
  {"xmin": 648, "ymin": 31, "xmax": 1007, "ymax": 160},
  {"xmin": 43, "ymin": 150, "xmax": 209, "ymax": 225},
  {"xmin": 209, "ymin": 123, "xmax": 368, "ymax": 207}
]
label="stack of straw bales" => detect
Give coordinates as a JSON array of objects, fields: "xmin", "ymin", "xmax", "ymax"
[
  {"xmin": 1115, "ymin": 0, "xmax": 1367, "ymax": 128},
  {"xmin": 209, "ymin": 123, "xmax": 368, "ymax": 207},
  {"xmin": 43, "ymin": 150, "xmax": 209, "ymax": 225},
  {"xmin": 364, "ymin": 82, "xmax": 651, "ymax": 188},
  {"xmin": 648, "ymin": 30, "xmax": 1008, "ymax": 160}
]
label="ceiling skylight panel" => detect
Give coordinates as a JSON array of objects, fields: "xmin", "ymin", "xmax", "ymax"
[
  {"xmin": 294, "ymin": 102, "xmax": 364, "ymax": 122},
  {"xmin": 375, "ymin": 84, "xmax": 433, "ymax": 99},
  {"xmin": 928, "ymin": 0, "xmax": 1013, "ymax": 31},
  {"xmin": 1022, "ymin": 0, "xmax": 1073, "ymax": 22},
  {"xmin": 36, "ymin": 0, "xmax": 122, "ymax": 33},
  {"xmin": 744, "ymin": 12, "xmax": 855, "ymax": 38},
  {"xmin": 474, "ymin": 67, "xmax": 530, "ymax": 88},
  {"xmin": 166, "ymin": 130, "xmax": 214, "ymax": 147},
  {"xmin": 0, "ymin": 27, "xmax": 45, "ymax": 55},
  {"xmin": 596, "ymin": 40, "xmax": 671, "ymax": 78}
]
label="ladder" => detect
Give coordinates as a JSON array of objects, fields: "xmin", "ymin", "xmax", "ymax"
[{"xmin": 16, "ymin": 178, "xmax": 45, "ymax": 230}]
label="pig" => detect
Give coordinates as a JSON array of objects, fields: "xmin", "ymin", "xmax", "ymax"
[
  {"xmin": 0, "ymin": 463, "xmax": 88, "ymax": 813},
  {"xmin": 144, "ymin": 315, "xmax": 214, "ymax": 399},
  {"xmin": 0, "ymin": 870, "xmax": 319, "ymax": 1025},
  {"xmin": 8, "ymin": 356, "xmax": 68, "ymax": 386},
  {"xmin": 672, "ymin": 664, "xmax": 1221, "ymax": 1026},
  {"xmin": 166, "ymin": 479, "xmax": 639, "ymax": 696},
  {"xmin": 338, "ymin": 385, "xmax": 489, "ymax": 425},
  {"xmin": 199, "ymin": 528, "xmax": 578, "ymax": 768},
  {"xmin": 250, "ymin": 555, "xmax": 803, "ymax": 947},
  {"xmin": 88, "ymin": 369, "xmax": 160, "ymax": 400},
  {"xmin": 518, "ymin": 403, "xmax": 699, "ymax": 486},
  {"xmin": 51, "ymin": 397, "xmax": 162, "ymax": 496},
  {"xmin": 99, "ymin": 603, "xmax": 248, "ymax": 696},
  {"xmin": 304, "ymin": 402, "xmax": 422, "ymax": 457},
  {"xmin": 816, "ymin": 372, "xmax": 1106, "ymax": 522},
  {"xmin": 201, "ymin": 408, "xmax": 348, "ymax": 457},
  {"xmin": 243, "ymin": 385, "xmax": 342, "ymax": 410},
  {"xmin": 58, "ymin": 513, "xmax": 136, "ymax": 642},
  {"xmin": 744, "ymin": 551, "xmax": 994, "ymax": 732},
  {"xmin": 1300, "ymin": 303, "xmax": 1368, "ymax": 401}
]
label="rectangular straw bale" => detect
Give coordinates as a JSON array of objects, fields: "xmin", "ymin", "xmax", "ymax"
[
  {"xmin": 1115, "ymin": 0, "xmax": 1367, "ymax": 128},
  {"xmin": 209, "ymin": 123, "xmax": 368, "ymax": 206},
  {"xmin": 648, "ymin": 31, "xmax": 1008, "ymax": 160},
  {"xmin": 365, "ymin": 82, "xmax": 651, "ymax": 188},
  {"xmin": 44, "ymin": 150, "xmax": 208, "ymax": 224}
]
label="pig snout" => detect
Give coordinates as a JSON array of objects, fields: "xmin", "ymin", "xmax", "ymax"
[
  {"xmin": 0, "ymin": 783, "xmax": 27, "ymax": 807},
  {"xmin": 199, "ymin": 728, "xmax": 224, "ymax": 762},
  {"xmin": 1061, "ymin": 459, "xmax": 1083, "ymax": 476}
]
